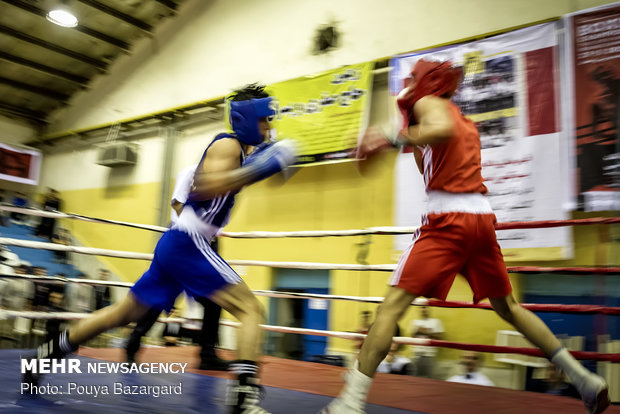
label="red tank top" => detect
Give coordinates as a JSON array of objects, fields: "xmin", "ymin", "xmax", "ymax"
[{"xmin": 420, "ymin": 102, "xmax": 487, "ymax": 194}]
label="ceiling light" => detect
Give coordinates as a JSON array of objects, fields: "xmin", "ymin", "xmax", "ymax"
[{"xmin": 46, "ymin": 8, "xmax": 78, "ymax": 28}]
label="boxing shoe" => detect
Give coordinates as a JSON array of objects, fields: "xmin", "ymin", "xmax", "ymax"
[
  {"xmin": 318, "ymin": 364, "xmax": 369, "ymax": 414},
  {"xmin": 198, "ymin": 356, "xmax": 230, "ymax": 371},
  {"xmin": 21, "ymin": 330, "xmax": 78, "ymax": 391},
  {"xmin": 227, "ymin": 376, "xmax": 270, "ymax": 414},
  {"xmin": 318, "ymin": 397, "xmax": 365, "ymax": 413},
  {"xmin": 579, "ymin": 373, "xmax": 610, "ymax": 414}
]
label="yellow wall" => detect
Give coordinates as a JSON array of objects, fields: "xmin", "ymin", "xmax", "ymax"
[{"xmin": 58, "ymin": 183, "xmax": 161, "ymax": 282}]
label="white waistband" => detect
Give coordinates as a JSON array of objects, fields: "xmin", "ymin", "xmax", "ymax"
[
  {"xmin": 426, "ymin": 190, "xmax": 493, "ymax": 214},
  {"xmin": 173, "ymin": 207, "xmax": 220, "ymax": 242}
]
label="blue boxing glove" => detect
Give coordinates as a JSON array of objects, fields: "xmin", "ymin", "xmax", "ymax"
[
  {"xmin": 244, "ymin": 142, "xmax": 272, "ymax": 164},
  {"xmin": 242, "ymin": 139, "xmax": 297, "ymax": 183}
]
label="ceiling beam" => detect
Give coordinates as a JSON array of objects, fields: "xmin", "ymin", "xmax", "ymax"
[
  {"xmin": 74, "ymin": 26, "xmax": 130, "ymax": 51},
  {"xmin": 0, "ymin": 23, "xmax": 108, "ymax": 70},
  {"xmin": 0, "ymin": 101, "xmax": 47, "ymax": 124},
  {"xmin": 0, "ymin": 51, "xmax": 90, "ymax": 86},
  {"xmin": 0, "ymin": 76, "xmax": 70, "ymax": 102},
  {"xmin": 155, "ymin": 0, "xmax": 178, "ymax": 12},
  {"xmin": 76, "ymin": 0, "xmax": 152, "ymax": 33},
  {"xmin": 2, "ymin": 0, "xmax": 130, "ymax": 50}
]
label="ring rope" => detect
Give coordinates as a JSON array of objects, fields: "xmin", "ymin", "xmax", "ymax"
[
  {"xmin": 3, "ymin": 236, "xmax": 620, "ymax": 275},
  {"xmin": 0, "ymin": 273, "xmax": 134, "ymax": 288},
  {"xmin": 251, "ymin": 291, "xmax": 620, "ymax": 315},
  {"xmin": 217, "ymin": 321, "xmax": 620, "ymax": 362},
  {"xmin": 2, "ymin": 274, "xmax": 619, "ymax": 315},
  {"xmin": 0, "ymin": 310, "xmax": 616, "ymax": 362},
  {"xmin": 2, "ymin": 237, "xmax": 620, "ymax": 274},
  {"xmin": 0, "ymin": 204, "xmax": 168, "ymax": 233},
  {"xmin": 1, "ymin": 204, "xmax": 618, "ymax": 238},
  {"xmin": 0, "ymin": 237, "xmax": 153, "ymax": 260}
]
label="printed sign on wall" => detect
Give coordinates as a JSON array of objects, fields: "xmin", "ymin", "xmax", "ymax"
[{"xmin": 268, "ymin": 62, "xmax": 374, "ymax": 165}]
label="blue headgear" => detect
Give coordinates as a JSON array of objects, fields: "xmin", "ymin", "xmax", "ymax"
[{"xmin": 229, "ymin": 97, "xmax": 275, "ymax": 146}]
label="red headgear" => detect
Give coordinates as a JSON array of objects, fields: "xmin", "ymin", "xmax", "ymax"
[{"xmin": 397, "ymin": 59, "xmax": 461, "ymax": 128}]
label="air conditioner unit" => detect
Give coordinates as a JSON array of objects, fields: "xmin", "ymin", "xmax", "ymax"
[{"xmin": 96, "ymin": 142, "xmax": 138, "ymax": 167}]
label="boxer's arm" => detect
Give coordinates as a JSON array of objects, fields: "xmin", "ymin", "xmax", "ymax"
[
  {"xmin": 405, "ymin": 96, "xmax": 454, "ymax": 146},
  {"xmin": 190, "ymin": 138, "xmax": 243, "ymax": 200},
  {"xmin": 356, "ymin": 126, "xmax": 397, "ymax": 159},
  {"xmin": 190, "ymin": 139, "xmax": 296, "ymax": 201}
]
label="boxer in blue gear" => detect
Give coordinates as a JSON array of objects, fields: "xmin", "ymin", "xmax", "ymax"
[{"xmin": 22, "ymin": 84, "xmax": 297, "ymax": 414}]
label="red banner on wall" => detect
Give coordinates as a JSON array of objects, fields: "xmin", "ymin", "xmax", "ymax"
[
  {"xmin": 0, "ymin": 143, "xmax": 41, "ymax": 185},
  {"xmin": 525, "ymin": 47, "xmax": 557, "ymax": 136},
  {"xmin": 567, "ymin": 3, "xmax": 620, "ymax": 211}
]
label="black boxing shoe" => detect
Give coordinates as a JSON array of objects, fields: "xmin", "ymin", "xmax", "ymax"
[{"xmin": 21, "ymin": 330, "xmax": 78, "ymax": 392}]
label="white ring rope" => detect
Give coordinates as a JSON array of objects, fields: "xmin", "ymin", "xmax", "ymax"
[
  {"xmin": 0, "ymin": 273, "xmax": 134, "ymax": 288},
  {"xmin": 0, "ymin": 237, "xmax": 391, "ymax": 270},
  {"xmin": 1, "ymin": 311, "xmax": 616, "ymax": 362},
  {"xmin": 228, "ymin": 260, "xmax": 395, "ymax": 271},
  {"xmin": 5, "ymin": 204, "xmax": 618, "ymax": 238},
  {"xmin": 0, "ymin": 237, "xmax": 153, "ymax": 260},
  {"xmin": 4, "ymin": 236, "xmax": 620, "ymax": 275},
  {"xmin": 3, "ymin": 238, "xmax": 620, "ymax": 275},
  {"xmin": 2, "ymin": 275, "xmax": 619, "ymax": 315},
  {"xmin": 0, "ymin": 204, "xmax": 168, "ymax": 233},
  {"xmin": 0, "ymin": 204, "xmax": 415, "ymax": 236},
  {"xmin": 222, "ymin": 227, "xmax": 417, "ymax": 238}
]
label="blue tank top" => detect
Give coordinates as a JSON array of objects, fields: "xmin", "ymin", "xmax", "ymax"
[{"xmin": 183, "ymin": 133, "xmax": 243, "ymax": 230}]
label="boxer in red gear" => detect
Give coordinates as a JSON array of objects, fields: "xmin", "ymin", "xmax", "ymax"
[{"xmin": 321, "ymin": 58, "xmax": 609, "ymax": 414}]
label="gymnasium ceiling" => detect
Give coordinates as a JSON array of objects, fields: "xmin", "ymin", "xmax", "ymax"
[{"xmin": 0, "ymin": 0, "xmax": 186, "ymax": 126}]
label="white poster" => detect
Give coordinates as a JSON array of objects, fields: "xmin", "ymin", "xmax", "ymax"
[{"xmin": 391, "ymin": 23, "xmax": 572, "ymax": 260}]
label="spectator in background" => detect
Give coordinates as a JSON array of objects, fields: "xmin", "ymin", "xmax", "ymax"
[
  {"xmin": 377, "ymin": 325, "xmax": 411, "ymax": 375},
  {"xmin": 162, "ymin": 308, "xmax": 184, "ymax": 347},
  {"xmin": 0, "ymin": 249, "xmax": 18, "ymax": 307},
  {"xmin": 0, "ymin": 246, "xmax": 19, "ymax": 271},
  {"xmin": 10, "ymin": 192, "xmax": 28, "ymax": 224},
  {"xmin": 46, "ymin": 287, "xmax": 66, "ymax": 341},
  {"xmin": 32, "ymin": 266, "xmax": 51, "ymax": 311},
  {"xmin": 67, "ymin": 272, "xmax": 93, "ymax": 313},
  {"xmin": 410, "ymin": 306, "xmax": 444, "ymax": 378},
  {"xmin": 36, "ymin": 189, "xmax": 61, "ymax": 240},
  {"xmin": 3, "ymin": 264, "xmax": 34, "ymax": 310},
  {"xmin": 50, "ymin": 272, "xmax": 67, "ymax": 299},
  {"xmin": 354, "ymin": 310, "xmax": 373, "ymax": 352},
  {"xmin": 94, "ymin": 268, "xmax": 111, "ymax": 310},
  {"xmin": 0, "ymin": 189, "xmax": 7, "ymax": 226},
  {"xmin": 447, "ymin": 351, "xmax": 494, "ymax": 386},
  {"xmin": 51, "ymin": 228, "xmax": 71, "ymax": 264}
]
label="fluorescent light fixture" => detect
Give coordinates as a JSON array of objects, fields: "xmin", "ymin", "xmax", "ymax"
[{"xmin": 46, "ymin": 8, "xmax": 78, "ymax": 28}]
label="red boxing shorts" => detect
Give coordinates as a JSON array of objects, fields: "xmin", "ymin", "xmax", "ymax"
[{"xmin": 390, "ymin": 212, "xmax": 512, "ymax": 303}]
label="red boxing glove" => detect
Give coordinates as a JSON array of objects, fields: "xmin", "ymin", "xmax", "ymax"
[{"xmin": 356, "ymin": 126, "xmax": 394, "ymax": 159}]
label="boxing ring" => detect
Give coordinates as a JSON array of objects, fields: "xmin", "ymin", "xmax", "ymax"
[{"xmin": 0, "ymin": 205, "xmax": 619, "ymax": 413}]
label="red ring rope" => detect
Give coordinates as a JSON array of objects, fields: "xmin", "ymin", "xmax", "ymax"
[
  {"xmin": 427, "ymin": 299, "xmax": 620, "ymax": 315},
  {"xmin": 428, "ymin": 340, "xmax": 620, "ymax": 362}
]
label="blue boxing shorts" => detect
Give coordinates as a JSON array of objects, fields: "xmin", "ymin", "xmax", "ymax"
[{"xmin": 131, "ymin": 229, "xmax": 242, "ymax": 312}]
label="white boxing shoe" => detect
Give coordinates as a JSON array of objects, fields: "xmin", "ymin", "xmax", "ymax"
[
  {"xmin": 318, "ymin": 398, "xmax": 365, "ymax": 414},
  {"xmin": 579, "ymin": 373, "xmax": 610, "ymax": 414}
]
